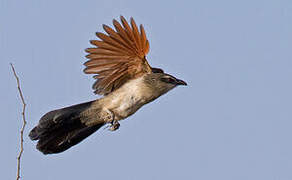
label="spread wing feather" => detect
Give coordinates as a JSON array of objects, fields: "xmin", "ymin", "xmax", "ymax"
[{"xmin": 84, "ymin": 16, "xmax": 152, "ymax": 95}]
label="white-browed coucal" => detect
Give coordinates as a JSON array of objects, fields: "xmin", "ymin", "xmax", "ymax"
[{"xmin": 29, "ymin": 16, "xmax": 187, "ymax": 154}]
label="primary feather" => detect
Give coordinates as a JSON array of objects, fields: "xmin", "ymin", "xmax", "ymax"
[{"xmin": 84, "ymin": 16, "xmax": 152, "ymax": 95}]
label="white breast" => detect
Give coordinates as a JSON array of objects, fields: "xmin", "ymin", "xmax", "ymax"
[{"xmin": 102, "ymin": 76, "xmax": 149, "ymax": 120}]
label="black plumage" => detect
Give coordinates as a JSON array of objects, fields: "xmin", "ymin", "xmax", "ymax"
[{"xmin": 29, "ymin": 101, "xmax": 104, "ymax": 154}]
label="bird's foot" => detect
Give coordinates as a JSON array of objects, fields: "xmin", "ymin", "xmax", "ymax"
[
  {"xmin": 108, "ymin": 120, "xmax": 120, "ymax": 131},
  {"xmin": 103, "ymin": 109, "xmax": 120, "ymax": 131},
  {"xmin": 101, "ymin": 109, "xmax": 119, "ymax": 131},
  {"xmin": 104, "ymin": 120, "xmax": 120, "ymax": 131}
]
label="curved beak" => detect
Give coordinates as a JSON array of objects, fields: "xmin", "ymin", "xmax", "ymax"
[{"xmin": 176, "ymin": 78, "xmax": 187, "ymax": 86}]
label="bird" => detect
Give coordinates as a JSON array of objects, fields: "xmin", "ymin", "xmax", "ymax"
[{"xmin": 29, "ymin": 16, "xmax": 187, "ymax": 154}]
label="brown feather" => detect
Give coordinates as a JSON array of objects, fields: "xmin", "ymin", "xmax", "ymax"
[
  {"xmin": 130, "ymin": 18, "xmax": 142, "ymax": 57},
  {"xmin": 85, "ymin": 54, "xmax": 130, "ymax": 60},
  {"xmin": 120, "ymin": 16, "xmax": 135, "ymax": 45},
  {"xmin": 85, "ymin": 48, "xmax": 122, "ymax": 56},
  {"xmin": 84, "ymin": 16, "xmax": 152, "ymax": 95},
  {"xmin": 103, "ymin": 24, "xmax": 134, "ymax": 51},
  {"xmin": 90, "ymin": 40, "xmax": 131, "ymax": 55},
  {"xmin": 112, "ymin": 20, "xmax": 135, "ymax": 50},
  {"xmin": 96, "ymin": 33, "xmax": 133, "ymax": 55},
  {"xmin": 140, "ymin": 24, "xmax": 147, "ymax": 54},
  {"xmin": 145, "ymin": 40, "xmax": 150, "ymax": 54},
  {"xmin": 84, "ymin": 59, "xmax": 128, "ymax": 67},
  {"xmin": 101, "ymin": 67, "xmax": 128, "ymax": 90}
]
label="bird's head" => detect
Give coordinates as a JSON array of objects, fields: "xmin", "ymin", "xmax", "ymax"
[{"xmin": 144, "ymin": 72, "xmax": 187, "ymax": 97}]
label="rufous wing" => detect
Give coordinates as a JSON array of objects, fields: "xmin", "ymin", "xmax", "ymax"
[{"xmin": 84, "ymin": 16, "xmax": 152, "ymax": 95}]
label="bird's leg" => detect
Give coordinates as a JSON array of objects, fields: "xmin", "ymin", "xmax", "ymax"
[{"xmin": 104, "ymin": 109, "xmax": 120, "ymax": 131}]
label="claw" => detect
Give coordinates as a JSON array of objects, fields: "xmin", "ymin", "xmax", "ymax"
[
  {"xmin": 108, "ymin": 120, "xmax": 120, "ymax": 131},
  {"xmin": 103, "ymin": 109, "xmax": 120, "ymax": 131}
]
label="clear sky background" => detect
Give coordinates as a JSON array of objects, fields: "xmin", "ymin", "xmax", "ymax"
[{"xmin": 1, "ymin": 0, "xmax": 292, "ymax": 179}]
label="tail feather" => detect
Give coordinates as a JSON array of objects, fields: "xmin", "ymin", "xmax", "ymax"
[{"xmin": 29, "ymin": 101, "xmax": 104, "ymax": 154}]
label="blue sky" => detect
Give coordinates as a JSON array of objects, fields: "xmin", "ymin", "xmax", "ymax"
[{"xmin": 1, "ymin": 0, "xmax": 292, "ymax": 179}]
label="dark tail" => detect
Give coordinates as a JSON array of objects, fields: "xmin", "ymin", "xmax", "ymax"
[{"xmin": 29, "ymin": 100, "xmax": 105, "ymax": 154}]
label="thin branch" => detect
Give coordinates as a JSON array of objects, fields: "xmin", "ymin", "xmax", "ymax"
[{"xmin": 10, "ymin": 63, "xmax": 27, "ymax": 180}]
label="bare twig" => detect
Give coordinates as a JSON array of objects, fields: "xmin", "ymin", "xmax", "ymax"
[{"xmin": 10, "ymin": 63, "xmax": 27, "ymax": 180}]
